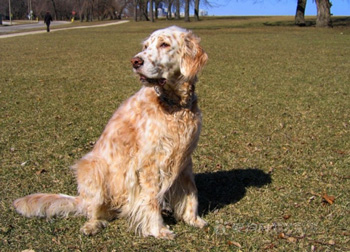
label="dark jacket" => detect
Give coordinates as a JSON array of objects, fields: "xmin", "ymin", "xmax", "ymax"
[{"xmin": 44, "ymin": 13, "xmax": 52, "ymax": 25}]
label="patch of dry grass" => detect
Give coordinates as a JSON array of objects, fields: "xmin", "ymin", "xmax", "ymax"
[{"xmin": 1, "ymin": 17, "xmax": 349, "ymax": 251}]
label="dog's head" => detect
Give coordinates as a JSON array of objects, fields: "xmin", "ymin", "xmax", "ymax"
[{"xmin": 131, "ymin": 26, "xmax": 208, "ymax": 87}]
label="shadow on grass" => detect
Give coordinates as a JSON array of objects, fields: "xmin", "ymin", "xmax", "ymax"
[
  {"xmin": 332, "ymin": 17, "xmax": 350, "ymax": 27},
  {"xmin": 263, "ymin": 20, "xmax": 315, "ymax": 27},
  {"xmin": 263, "ymin": 17, "xmax": 350, "ymax": 27},
  {"xmin": 195, "ymin": 168, "xmax": 272, "ymax": 216}
]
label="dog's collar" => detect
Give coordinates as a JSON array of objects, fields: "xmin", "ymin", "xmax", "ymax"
[{"xmin": 154, "ymin": 84, "xmax": 197, "ymax": 110}]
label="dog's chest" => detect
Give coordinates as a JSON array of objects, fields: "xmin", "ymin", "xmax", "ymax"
[
  {"xmin": 95, "ymin": 87, "xmax": 201, "ymax": 168},
  {"xmin": 147, "ymin": 108, "xmax": 201, "ymax": 175},
  {"xmin": 137, "ymin": 104, "xmax": 201, "ymax": 153},
  {"xmin": 164, "ymin": 109, "xmax": 201, "ymax": 144},
  {"xmin": 134, "ymin": 88, "xmax": 201, "ymax": 168}
]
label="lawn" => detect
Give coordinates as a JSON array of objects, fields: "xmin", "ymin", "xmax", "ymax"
[{"xmin": 1, "ymin": 16, "xmax": 349, "ymax": 251}]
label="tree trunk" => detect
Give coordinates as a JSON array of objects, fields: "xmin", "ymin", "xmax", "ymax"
[
  {"xmin": 175, "ymin": 0, "xmax": 180, "ymax": 20},
  {"xmin": 315, "ymin": 0, "xmax": 332, "ymax": 27},
  {"xmin": 184, "ymin": 0, "xmax": 190, "ymax": 22},
  {"xmin": 150, "ymin": 0, "xmax": 154, "ymax": 22},
  {"xmin": 295, "ymin": 0, "xmax": 306, "ymax": 26},
  {"xmin": 167, "ymin": 2, "xmax": 172, "ymax": 19},
  {"xmin": 155, "ymin": 7, "xmax": 158, "ymax": 19},
  {"xmin": 51, "ymin": 0, "xmax": 58, "ymax": 20},
  {"xmin": 89, "ymin": 0, "xmax": 94, "ymax": 21},
  {"xmin": 142, "ymin": 0, "xmax": 149, "ymax": 21},
  {"xmin": 133, "ymin": 0, "xmax": 138, "ymax": 21},
  {"xmin": 194, "ymin": 0, "xmax": 199, "ymax": 21},
  {"xmin": 154, "ymin": 0, "xmax": 161, "ymax": 19},
  {"xmin": 117, "ymin": 1, "xmax": 128, "ymax": 20}
]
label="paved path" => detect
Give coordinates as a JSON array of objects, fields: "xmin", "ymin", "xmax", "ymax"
[
  {"xmin": 0, "ymin": 21, "xmax": 70, "ymax": 33},
  {"xmin": 0, "ymin": 20, "xmax": 129, "ymax": 39}
]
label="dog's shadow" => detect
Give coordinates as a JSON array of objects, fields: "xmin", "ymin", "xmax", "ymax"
[{"xmin": 195, "ymin": 168, "xmax": 272, "ymax": 215}]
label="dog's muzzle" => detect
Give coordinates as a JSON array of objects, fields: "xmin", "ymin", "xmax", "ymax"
[
  {"xmin": 131, "ymin": 57, "xmax": 144, "ymax": 69},
  {"xmin": 131, "ymin": 57, "xmax": 166, "ymax": 86}
]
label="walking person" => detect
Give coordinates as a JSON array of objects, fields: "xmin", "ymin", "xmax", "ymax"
[{"xmin": 44, "ymin": 12, "xmax": 53, "ymax": 32}]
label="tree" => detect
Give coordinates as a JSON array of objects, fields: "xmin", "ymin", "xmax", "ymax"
[
  {"xmin": 194, "ymin": 0, "xmax": 200, "ymax": 21},
  {"xmin": 153, "ymin": 0, "xmax": 160, "ymax": 19},
  {"xmin": 184, "ymin": 0, "xmax": 189, "ymax": 22},
  {"xmin": 315, "ymin": 0, "xmax": 332, "ymax": 27},
  {"xmin": 175, "ymin": 0, "xmax": 180, "ymax": 20},
  {"xmin": 150, "ymin": 0, "xmax": 154, "ymax": 21},
  {"xmin": 133, "ymin": 0, "xmax": 138, "ymax": 21},
  {"xmin": 141, "ymin": 0, "xmax": 149, "ymax": 21},
  {"xmin": 0, "ymin": 0, "xmax": 29, "ymax": 19},
  {"xmin": 0, "ymin": 0, "xmax": 132, "ymax": 21},
  {"xmin": 295, "ymin": 0, "xmax": 307, "ymax": 26},
  {"xmin": 166, "ymin": 0, "xmax": 174, "ymax": 19},
  {"xmin": 50, "ymin": 0, "xmax": 58, "ymax": 19},
  {"xmin": 114, "ymin": 0, "xmax": 132, "ymax": 19}
]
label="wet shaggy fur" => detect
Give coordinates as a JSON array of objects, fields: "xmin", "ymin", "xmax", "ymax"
[{"xmin": 13, "ymin": 26, "xmax": 208, "ymax": 239}]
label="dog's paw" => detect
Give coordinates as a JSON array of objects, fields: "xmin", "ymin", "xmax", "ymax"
[
  {"xmin": 158, "ymin": 227, "xmax": 176, "ymax": 240},
  {"xmin": 146, "ymin": 226, "xmax": 176, "ymax": 240},
  {"xmin": 80, "ymin": 220, "xmax": 108, "ymax": 236},
  {"xmin": 184, "ymin": 216, "xmax": 208, "ymax": 228},
  {"xmin": 193, "ymin": 217, "xmax": 208, "ymax": 228}
]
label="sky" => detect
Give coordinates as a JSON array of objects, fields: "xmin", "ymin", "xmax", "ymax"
[{"xmin": 200, "ymin": 0, "xmax": 349, "ymax": 16}]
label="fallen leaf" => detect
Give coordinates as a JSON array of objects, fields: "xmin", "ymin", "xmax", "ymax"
[
  {"xmin": 52, "ymin": 238, "xmax": 60, "ymax": 245},
  {"xmin": 283, "ymin": 214, "xmax": 291, "ymax": 220},
  {"xmin": 287, "ymin": 237, "xmax": 297, "ymax": 243},
  {"xmin": 328, "ymin": 239, "xmax": 335, "ymax": 245},
  {"xmin": 228, "ymin": 241, "xmax": 242, "ymax": 248},
  {"xmin": 322, "ymin": 193, "xmax": 335, "ymax": 205}
]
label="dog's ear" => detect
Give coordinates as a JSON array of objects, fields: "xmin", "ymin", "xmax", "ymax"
[{"xmin": 180, "ymin": 32, "xmax": 208, "ymax": 81}]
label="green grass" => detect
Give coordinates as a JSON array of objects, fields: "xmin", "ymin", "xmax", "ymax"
[{"xmin": 1, "ymin": 16, "xmax": 350, "ymax": 251}]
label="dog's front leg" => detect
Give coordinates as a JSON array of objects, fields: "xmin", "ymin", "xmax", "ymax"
[
  {"xmin": 133, "ymin": 166, "xmax": 175, "ymax": 239},
  {"xmin": 168, "ymin": 160, "xmax": 207, "ymax": 229}
]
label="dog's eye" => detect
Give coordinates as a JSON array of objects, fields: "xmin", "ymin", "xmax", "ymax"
[
  {"xmin": 143, "ymin": 45, "xmax": 148, "ymax": 50},
  {"xmin": 160, "ymin": 43, "xmax": 170, "ymax": 48}
]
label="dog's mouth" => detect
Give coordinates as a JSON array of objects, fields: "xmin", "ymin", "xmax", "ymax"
[{"xmin": 139, "ymin": 75, "xmax": 166, "ymax": 86}]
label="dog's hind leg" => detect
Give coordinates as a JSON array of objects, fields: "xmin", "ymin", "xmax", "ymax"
[
  {"xmin": 72, "ymin": 154, "xmax": 111, "ymax": 236},
  {"xmin": 80, "ymin": 203, "xmax": 109, "ymax": 236}
]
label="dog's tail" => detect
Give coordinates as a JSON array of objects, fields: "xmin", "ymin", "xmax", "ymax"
[{"xmin": 13, "ymin": 193, "xmax": 82, "ymax": 218}]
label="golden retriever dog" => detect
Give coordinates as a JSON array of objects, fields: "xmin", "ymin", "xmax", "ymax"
[{"xmin": 14, "ymin": 26, "xmax": 208, "ymax": 239}]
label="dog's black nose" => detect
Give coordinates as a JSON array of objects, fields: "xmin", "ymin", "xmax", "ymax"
[{"xmin": 131, "ymin": 57, "xmax": 144, "ymax": 69}]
